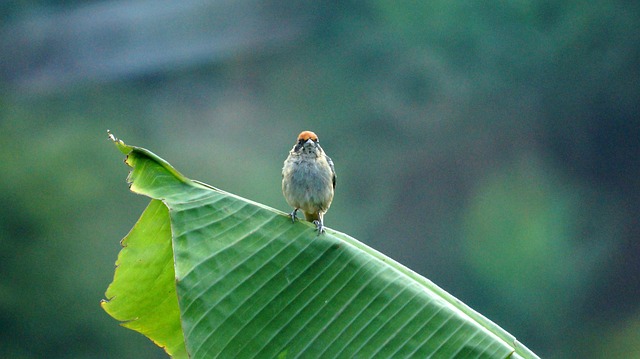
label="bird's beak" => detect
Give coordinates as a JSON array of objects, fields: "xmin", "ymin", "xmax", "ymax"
[{"xmin": 305, "ymin": 139, "xmax": 315, "ymax": 146}]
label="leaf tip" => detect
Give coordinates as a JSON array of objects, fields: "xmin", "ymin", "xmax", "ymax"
[
  {"xmin": 99, "ymin": 298, "xmax": 112, "ymax": 313},
  {"xmin": 107, "ymin": 130, "xmax": 132, "ymax": 155}
]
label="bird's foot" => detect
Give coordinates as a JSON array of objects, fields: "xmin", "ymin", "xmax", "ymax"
[
  {"xmin": 289, "ymin": 209, "xmax": 299, "ymax": 223},
  {"xmin": 312, "ymin": 220, "xmax": 325, "ymax": 235}
]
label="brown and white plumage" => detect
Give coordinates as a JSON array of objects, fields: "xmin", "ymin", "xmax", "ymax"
[{"xmin": 282, "ymin": 131, "xmax": 336, "ymax": 234}]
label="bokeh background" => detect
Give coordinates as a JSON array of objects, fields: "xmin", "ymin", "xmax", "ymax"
[{"xmin": 1, "ymin": 1, "xmax": 639, "ymax": 358}]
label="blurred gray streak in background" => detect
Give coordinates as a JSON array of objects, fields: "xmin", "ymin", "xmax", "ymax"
[{"xmin": 0, "ymin": 0, "xmax": 316, "ymax": 92}]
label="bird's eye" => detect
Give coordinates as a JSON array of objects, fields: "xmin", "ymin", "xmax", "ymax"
[{"xmin": 297, "ymin": 136, "xmax": 318, "ymax": 144}]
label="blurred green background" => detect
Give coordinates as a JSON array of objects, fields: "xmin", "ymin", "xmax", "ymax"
[{"xmin": 1, "ymin": 1, "xmax": 639, "ymax": 358}]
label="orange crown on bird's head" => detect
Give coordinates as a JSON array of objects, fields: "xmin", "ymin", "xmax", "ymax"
[{"xmin": 297, "ymin": 130, "xmax": 318, "ymax": 142}]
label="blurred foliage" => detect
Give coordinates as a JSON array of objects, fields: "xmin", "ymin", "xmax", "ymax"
[
  {"xmin": 0, "ymin": 1, "xmax": 639, "ymax": 358},
  {"xmin": 461, "ymin": 155, "xmax": 617, "ymax": 349}
]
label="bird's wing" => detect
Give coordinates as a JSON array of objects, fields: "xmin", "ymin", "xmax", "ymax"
[{"xmin": 326, "ymin": 154, "xmax": 336, "ymax": 189}]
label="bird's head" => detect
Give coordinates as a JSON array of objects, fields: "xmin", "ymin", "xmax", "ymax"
[{"xmin": 294, "ymin": 130, "xmax": 322, "ymax": 155}]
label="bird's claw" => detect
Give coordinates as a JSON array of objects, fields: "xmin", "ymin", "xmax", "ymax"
[
  {"xmin": 289, "ymin": 209, "xmax": 299, "ymax": 223},
  {"xmin": 312, "ymin": 220, "xmax": 325, "ymax": 235}
]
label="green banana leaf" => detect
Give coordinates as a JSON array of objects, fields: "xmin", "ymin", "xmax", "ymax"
[{"xmin": 101, "ymin": 132, "xmax": 539, "ymax": 359}]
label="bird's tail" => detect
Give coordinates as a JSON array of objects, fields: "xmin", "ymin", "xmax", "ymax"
[{"xmin": 303, "ymin": 211, "xmax": 320, "ymax": 222}]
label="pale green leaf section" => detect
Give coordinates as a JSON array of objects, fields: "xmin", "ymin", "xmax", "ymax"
[
  {"xmin": 103, "ymin": 132, "xmax": 539, "ymax": 359},
  {"xmin": 101, "ymin": 199, "xmax": 187, "ymax": 358}
]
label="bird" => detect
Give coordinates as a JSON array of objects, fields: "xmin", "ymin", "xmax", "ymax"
[{"xmin": 282, "ymin": 130, "xmax": 336, "ymax": 234}]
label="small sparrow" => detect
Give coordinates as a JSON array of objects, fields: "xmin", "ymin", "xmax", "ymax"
[{"xmin": 282, "ymin": 130, "xmax": 336, "ymax": 234}]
